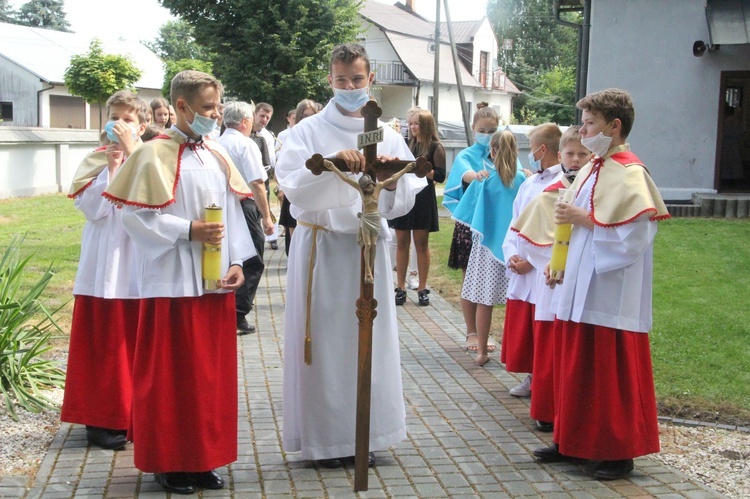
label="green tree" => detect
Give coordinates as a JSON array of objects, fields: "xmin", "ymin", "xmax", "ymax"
[
  {"xmin": 63, "ymin": 40, "xmax": 142, "ymax": 130},
  {"xmin": 0, "ymin": 0, "xmax": 16, "ymax": 23},
  {"xmin": 144, "ymin": 19, "xmax": 211, "ymax": 61},
  {"xmin": 161, "ymin": 58, "xmax": 214, "ymax": 98},
  {"xmin": 16, "ymin": 0, "xmax": 71, "ymax": 32},
  {"xmin": 488, "ymin": 0, "xmax": 578, "ymax": 124},
  {"xmin": 159, "ymin": 0, "xmax": 361, "ymax": 129}
]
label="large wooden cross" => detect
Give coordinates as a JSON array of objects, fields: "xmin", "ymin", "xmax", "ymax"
[{"xmin": 306, "ymin": 101, "xmax": 431, "ymax": 491}]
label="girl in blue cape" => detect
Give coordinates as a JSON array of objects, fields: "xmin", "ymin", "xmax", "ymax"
[
  {"xmin": 452, "ymin": 130, "xmax": 526, "ymax": 366},
  {"xmin": 443, "ymin": 103, "xmax": 499, "ymax": 353}
]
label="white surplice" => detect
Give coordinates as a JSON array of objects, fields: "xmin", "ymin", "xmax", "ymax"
[
  {"xmin": 73, "ymin": 168, "xmax": 137, "ymax": 299},
  {"xmin": 502, "ymin": 165, "xmax": 563, "ymax": 303},
  {"xmin": 551, "ymin": 171, "xmax": 658, "ymax": 333},
  {"xmin": 276, "ymin": 100, "xmax": 426, "ymax": 460},
  {"xmin": 121, "ymin": 141, "xmax": 255, "ymax": 298}
]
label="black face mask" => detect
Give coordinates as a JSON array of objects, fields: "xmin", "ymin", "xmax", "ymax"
[{"xmin": 562, "ymin": 165, "xmax": 579, "ymax": 183}]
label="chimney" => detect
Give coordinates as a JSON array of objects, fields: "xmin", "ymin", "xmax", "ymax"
[{"xmin": 406, "ymin": 0, "xmax": 416, "ymax": 12}]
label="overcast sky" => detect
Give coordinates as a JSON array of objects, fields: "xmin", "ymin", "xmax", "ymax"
[{"xmin": 10, "ymin": 0, "xmax": 489, "ymax": 44}]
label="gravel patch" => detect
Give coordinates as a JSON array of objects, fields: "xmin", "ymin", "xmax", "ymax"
[
  {"xmin": 0, "ymin": 387, "xmax": 63, "ymax": 478},
  {"xmin": 656, "ymin": 423, "xmax": 750, "ymax": 498}
]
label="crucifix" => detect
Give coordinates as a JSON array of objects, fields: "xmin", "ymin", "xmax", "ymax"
[{"xmin": 306, "ymin": 100, "xmax": 431, "ymax": 491}]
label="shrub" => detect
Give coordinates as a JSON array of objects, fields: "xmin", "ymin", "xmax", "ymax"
[{"xmin": 0, "ymin": 237, "xmax": 66, "ymax": 420}]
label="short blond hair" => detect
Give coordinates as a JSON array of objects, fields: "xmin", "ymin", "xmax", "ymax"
[
  {"xmin": 528, "ymin": 122, "xmax": 562, "ymax": 155},
  {"xmin": 170, "ymin": 70, "xmax": 224, "ymax": 106},
  {"xmin": 106, "ymin": 90, "xmax": 148, "ymax": 124},
  {"xmin": 559, "ymin": 125, "xmax": 582, "ymax": 150}
]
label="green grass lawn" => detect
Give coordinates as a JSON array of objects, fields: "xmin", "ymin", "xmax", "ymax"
[
  {"xmin": 430, "ymin": 215, "xmax": 750, "ymax": 425},
  {"xmin": 2, "ymin": 194, "xmax": 749, "ymax": 424}
]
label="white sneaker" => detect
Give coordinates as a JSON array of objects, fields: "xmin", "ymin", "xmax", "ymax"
[
  {"xmin": 407, "ymin": 272, "xmax": 419, "ymax": 290},
  {"xmin": 509, "ymin": 375, "xmax": 532, "ymax": 397}
]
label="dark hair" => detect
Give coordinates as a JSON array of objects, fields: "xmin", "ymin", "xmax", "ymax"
[
  {"xmin": 576, "ymin": 88, "xmax": 635, "ymax": 139},
  {"xmin": 256, "ymin": 102, "xmax": 273, "ymax": 114},
  {"xmin": 329, "ymin": 43, "xmax": 370, "ymax": 74}
]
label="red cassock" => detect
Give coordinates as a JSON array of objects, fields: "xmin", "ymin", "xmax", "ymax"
[
  {"xmin": 500, "ymin": 299, "xmax": 535, "ymax": 373},
  {"xmin": 552, "ymin": 319, "xmax": 660, "ymax": 461},
  {"xmin": 130, "ymin": 293, "xmax": 238, "ymax": 473},
  {"xmin": 61, "ymin": 296, "xmax": 138, "ymax": 430},
  {"xmin": 529, "ymin": 319, "xmax": 555, "ymax": 423}
]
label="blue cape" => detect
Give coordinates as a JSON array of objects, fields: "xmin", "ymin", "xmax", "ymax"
[
  {"xmin": 442, "ymin": 142, "xmax": 490, "ymax": 214},
  {"xmin": 451, "ymin": 168, "xmax": 526, "ymax": 263}
]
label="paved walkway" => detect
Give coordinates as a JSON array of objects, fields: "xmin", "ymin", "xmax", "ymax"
[{"xmin": 6, "ymin": 248, "xmax": 724, "ymax": 498}]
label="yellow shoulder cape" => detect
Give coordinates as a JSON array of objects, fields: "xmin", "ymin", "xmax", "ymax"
[
  {"xmin": 512, "ymin": 177, "xmax": 571, "ymax": 247},
  {"xmin": 103, "ymin": 130, "xmax": 251, "ymax": 208},
  {"xmin": 68, "ymin": 147, "xmax": 109, "ymax": 198},
  {"xmin": 571, "ymin": 144, "xmax": 670, "ymax": 227}
]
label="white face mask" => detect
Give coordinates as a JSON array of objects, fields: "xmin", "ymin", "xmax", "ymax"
[{"xmin": 581, "ymin": 121, "xmax": 614, "ymax": 158}]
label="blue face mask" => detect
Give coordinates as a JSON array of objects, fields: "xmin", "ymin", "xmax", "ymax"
[
  {"xmin": 104, "ymin": 120, "xmax": 136, "ymax": 144},
  {"xmin": 185, "ymin": 103, "xmax": 218, "ymax": 137},
  {"xmin": 333, "ymin": 86, "xmax": 370, "ymax": 112},
  {"xmin": 528, "ymin": 145, "xmax": 543, "ymax": 172},
  {"xmin": 474, "ymin": 132, "xmax": 492, "ymax": 147}
]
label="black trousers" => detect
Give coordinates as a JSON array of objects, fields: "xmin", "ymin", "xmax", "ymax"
[{"xmin": 236, "ymin": 198, "xmax": 265, "ymax": 318}]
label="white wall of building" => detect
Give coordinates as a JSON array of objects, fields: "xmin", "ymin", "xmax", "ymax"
[
  {"xmin": 0, "ymin": 128, "xmax": 98, "ymax": 198},
  {"xmin": 588, "ymin": 0, "xmax": 750, "ymax": 200}
]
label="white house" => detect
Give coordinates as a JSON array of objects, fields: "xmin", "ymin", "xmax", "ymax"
[
  {"xmin": 567, "ymin": 0, "xmax": 750, "ymax": 200},
  {"xmin": 359, "ymin": 0, "xmax": 520, "ymax": 127},
  {"xmin": 0, "ymin": 21, "xmax": 165, "ymax": 130}
]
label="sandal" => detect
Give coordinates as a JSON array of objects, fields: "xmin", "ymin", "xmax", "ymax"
[{"xmin": 465, "ymin": 333, "xmax": 479, "ymax": 351}]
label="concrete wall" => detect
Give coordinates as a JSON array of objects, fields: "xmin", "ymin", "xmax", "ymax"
[
  {"xmin": 0, "ymin": 127, "xmax": 98, "ymax": 198},
  {"xmin": 588, "ymin": 0, "xmax": 750, "ymax": 200}
]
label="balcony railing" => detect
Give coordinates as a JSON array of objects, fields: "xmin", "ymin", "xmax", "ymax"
[
  {"xmin": 371, "ymin": 60, "xmax": 413, "ymax": 84},
  {"xmin": 474, "ymin": 68, "xmax": 509, "ymax": 91}
]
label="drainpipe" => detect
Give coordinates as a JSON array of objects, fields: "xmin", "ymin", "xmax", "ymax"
[{"xmin": 37, "ymin": 82, "xmax": 54, "ymax": 127}]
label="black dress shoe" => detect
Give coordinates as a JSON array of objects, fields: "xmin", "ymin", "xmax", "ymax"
[
  {"xmin": 85, "ymin": 426, "xmax": 127, "ymax": 450},
  {"xmin": 317, "ymin": 457, "xmax": 344, "ymax": 468},
  {"xmin": 237, "ymin": 317, "xmax": 256, "ymax": 336},
  {"xmin": 344, "ymin": 452, "xmax": 375, "ymax": 467},
  {"xmin": 534, "ymin": 420, "xmax": 554, "ymax": 432},
  {"xmin": 593, "ymin": 459, "xmax": 634, "ymax": 480},
  {"xmin": 191, "ymin": 470, "xmax": 225, "ymax": 489},
  {"xmin": 533, "ymin": 443, "xmax": 575, "ymax": 463},
  {"xmin": 154, "ymin": 473, "xmax": 195, "ymax": 495}
]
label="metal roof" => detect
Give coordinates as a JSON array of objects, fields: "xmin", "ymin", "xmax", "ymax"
[
  {"xmin": 0, "ymin": 21, "xmax": 164, "ymax": 89},
  {"xmin": 360, "ymin": 2, "xmax": 435, "ymax": 40},
  {"xmin": 384, "ymin": 30, "xmax": 482, "ymax": 86},
  {"xmin": 438, "ymin": 20, "xmax": 485, "ymax": 44}
]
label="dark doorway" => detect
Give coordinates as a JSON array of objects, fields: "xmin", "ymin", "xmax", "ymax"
[{"xmin": 717, "ymin": 71, "xmax": 750, "ymax": 192}]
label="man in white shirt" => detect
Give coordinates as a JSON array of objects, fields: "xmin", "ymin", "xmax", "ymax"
[{"xmin": 218, "ymin": 101, "xmax": 275, "ymax": 334}]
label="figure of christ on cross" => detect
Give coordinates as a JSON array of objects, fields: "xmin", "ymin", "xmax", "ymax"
[{"xmin": 318, "ymin": 160, "xmax": 416, "ymax": 284}]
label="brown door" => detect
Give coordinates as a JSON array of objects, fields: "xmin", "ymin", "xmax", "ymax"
[{"xmin": 717, "ymin": 71, "xmax": 750, "ymax": 192}]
